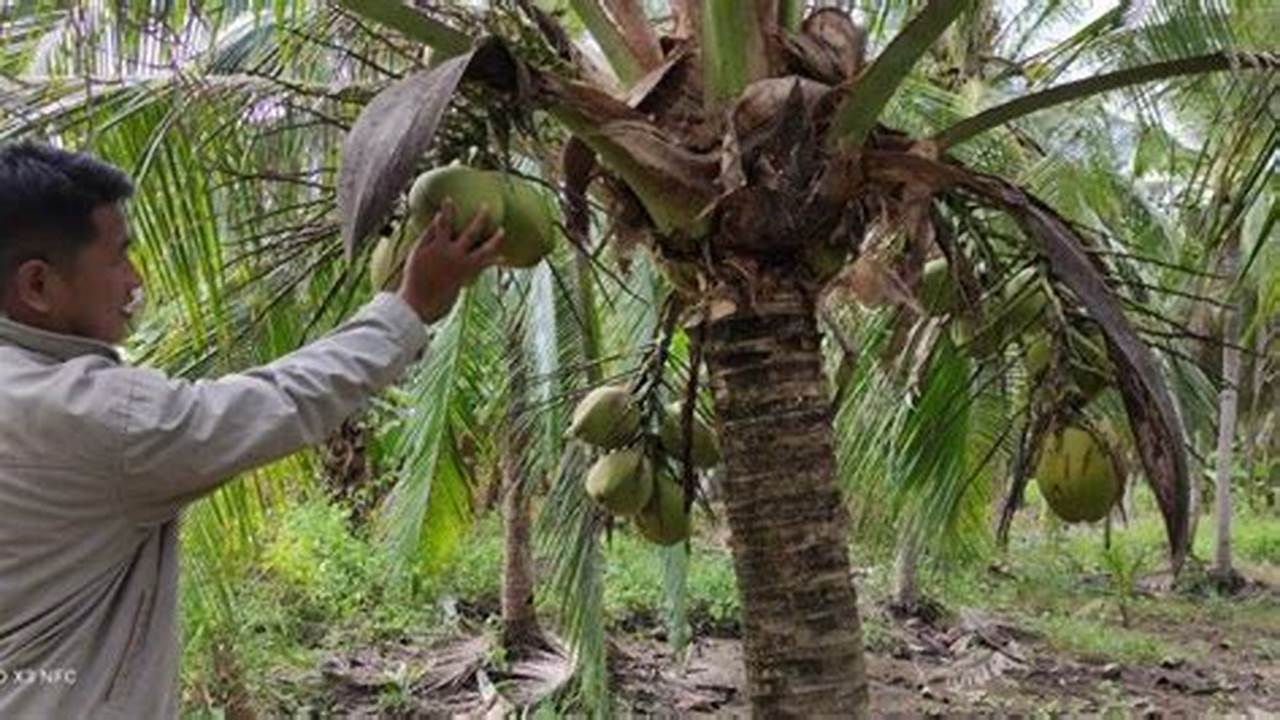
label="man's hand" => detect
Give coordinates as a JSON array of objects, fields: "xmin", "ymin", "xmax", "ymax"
[{"xmin": 397, "ymin": 199, "xmax": 504, "ymax": 323}]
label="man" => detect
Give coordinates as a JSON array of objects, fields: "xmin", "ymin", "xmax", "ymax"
[{"xmin": 0, "ymin": 141, "xmax": 503, "ymax": 718}]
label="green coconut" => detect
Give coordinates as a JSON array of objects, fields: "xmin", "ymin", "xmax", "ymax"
[
  {"xmin": 1024, "ymin": 331, "xmax": 1052, "ymax": 378},
  {"xmin": 1002, "ymin": 267, "xmax": 1047, "ymax": 333},
  {"xmin": 585, "ymin": 449, "xmax": 653, "ymax": 516},
  {"xmin": 1065, "ymin": 329, "xmax": 1112, "ymax": 400},
  {"xmin": 659, "ymin": 403, "xmax": 722, "ymax": 468},
  {"xmin": 634, "ymin": 473, "xmax": 692, "ymax": 546},
  {"xmin": 957, "ymin": 267, "xmax": 1048, "ymax": 359},
  {"xmin": 409, "ymin": 165, "xmax": 559, "ymax": 268},
  {"xmin": 569, "ymin": 385, "xmax": 640, "ymax": 449},
  {"xmin": 495, "ymin": 174, "xmax": 559, "ymax": 268},
  {"xmin": 1034, "ymin": 425, "xmax": 1121, "ymax": 523},
  {"xmin": 920, "ymin": 257, "xmax": 963, "ymax": 316},
  {"xmin": 1023, "ymin": 329, "xmax": 1112, "ymax": 401},
  {"xmin": 408, "ymin": 165, "xmax": 506, "ymax": 237}
]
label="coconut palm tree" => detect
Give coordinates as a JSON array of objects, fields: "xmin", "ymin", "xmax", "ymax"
[
  {"xmin": 329, "ymin": 2, "xmax": 1280, "ymax": 714},
  {"xmin": 5, "ymin": 1, "xmax": 1277, "ymax": 716}
]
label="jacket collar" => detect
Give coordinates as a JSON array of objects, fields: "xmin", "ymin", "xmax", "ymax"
[{"xmin": 0, "ymin": 314, "xmax": 120, "ymax": 363}]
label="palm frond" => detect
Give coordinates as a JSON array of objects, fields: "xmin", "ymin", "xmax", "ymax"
[{"xmin": 377, "ymin": 276, "xmax": 504, "ymax": 570}]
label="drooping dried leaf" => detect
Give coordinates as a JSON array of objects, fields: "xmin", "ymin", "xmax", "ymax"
[
  {"xmin": 1013, "ymin": 199, "xmax": 1190, "ymax": 569},
  {"xmin": 338, "ymin": 50, "xmax": 475, "ymax": 259},
  {"xmin": 864, "ymin": 150, "xmax": 1190, "ymax": 569},
  {"xmin": 732, "ymin": 76, "xmax": 829, "ymax": 140},
  {"xmin": 997, "ymin": 410, "xmax": 1053, "ymax": 548},
  {"xmin": 560, "ymin": 137, "xmax": 597, "ymax": 253},
  {"xmin": 576, "ymin": 119, "xmax": 718, "ymax": 236},
  {"xmin": 626, "ymin": 50, "xmax": 690, "ymax": 108},
  {"xmin": 626, "ymin": 48, "xmax": 717, "ymax": 149},
  {"xmin": 536, "ymin": 71, "xmax": 648, "ymax": 131},
  {"xmin": 896, "ymin": 181, "xmax": 934, "ymax": 301}
]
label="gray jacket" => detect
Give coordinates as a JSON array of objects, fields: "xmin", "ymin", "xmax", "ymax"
[{"xmin": 0, "ymin": 293, "xmax": 429, "ymax": 718}]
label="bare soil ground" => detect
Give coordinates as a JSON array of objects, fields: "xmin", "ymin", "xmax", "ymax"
[
  {"xmin": 610, "ymin": 601, "xmax": 1280, "ymax": 718},
  {"xmin": 312, "ymin": 576, "xmax": 1279, "ymax": 718}
]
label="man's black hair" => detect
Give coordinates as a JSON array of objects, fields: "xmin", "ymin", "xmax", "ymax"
[{"xmin": 0, "ymin": 141, "xmax": 134, "ymax": 295}]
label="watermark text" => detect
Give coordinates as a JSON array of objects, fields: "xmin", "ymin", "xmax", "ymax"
[{"xmin": 0, "ymin": 667, "xmax": 78, "ymax": 687}]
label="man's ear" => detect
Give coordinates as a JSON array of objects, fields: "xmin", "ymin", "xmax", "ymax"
[{"xmin": 12, "ymin": 258, "xmax": 60, "ymax": 315}]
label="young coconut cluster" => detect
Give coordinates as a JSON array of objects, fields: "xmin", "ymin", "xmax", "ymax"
[
  {"xmin": 909, "ymin": 259, "xmax": 1125, "ymax": 524},
  {"xmin": 568, "ymin": 385, "xmax": 722, "ymax": 545},
  {"xmin": 915, "ymin": 259, "xmax": 1049, "ymax": 360},
  {"xmin": 914, "ymin": 258, "xmax": 1116, "ymax": 399},
  {"xmin": 371, "ymin": 163, "xmax": 560, "ymax": 289}
]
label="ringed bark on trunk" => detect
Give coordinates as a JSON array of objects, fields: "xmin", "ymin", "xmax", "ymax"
[
  {"xmin": 500, "ymin": 444, "xmax": 540, "ymax": 648},
  {"xmin": 501, "ymin": 333, "xmax": 541, "ymax": 649},
  {"xmin": 703, "ymin": 283, "xmax": 869, "ymax": 717}
]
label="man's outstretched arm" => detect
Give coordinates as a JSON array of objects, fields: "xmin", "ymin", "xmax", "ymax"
[{"xmin": 113, "ymin": 203, "xmax": 503, "ymax": 523}]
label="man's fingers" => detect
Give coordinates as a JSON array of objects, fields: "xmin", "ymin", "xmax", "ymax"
[
  {"xmin": 470, "ymin": 229, "xmax": 505, "ymax": 267},
  {"xmin": 439, "ymin": 198, "xmax": 456, "ymax": 238},
  {"xmin": 417, "ymin": 210, "xmax": 447, "ymax": 248},
  {"xmin": 456, "ymin": 206, "xmax": 491, "ymax": 247}
]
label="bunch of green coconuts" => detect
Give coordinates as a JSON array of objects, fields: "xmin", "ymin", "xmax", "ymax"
[
  {"xmin": 918, "ymin": 257, "xmax": 1121, "ymax": 522},
  {"xmin": 568, "ymin": 385, "xmax": 722, "ymax": 545},
  {"xmin": 371, "ymin": 164, "xmax": 560, "ymax": 288}
]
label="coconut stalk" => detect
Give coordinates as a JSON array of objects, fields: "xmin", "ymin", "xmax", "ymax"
[
  {"xmin": 334, "ymin": 0, "xmax": 470, "ymax": 57},
  {"xmin": 700, "ymin": 0, "xmax": 771, "ymax": 107},
  {"xmin": 827, "ymin": 0, "xmax": 971, "ymax": 149},
  {"xmin": 568, "ymin": 0, "xmax": 662, "ymax": 87},
  {"xmin": 779, "ymin": 0, "xmax": 804, "ymax": 32}
]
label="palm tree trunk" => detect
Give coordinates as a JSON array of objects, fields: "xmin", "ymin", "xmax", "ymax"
[
  {"xmin": 500, "ymin": 448, "xmax": 540, "ymax": 647},
  {"xmin": 892, "ymin": 526, "xmax": 922, "ymax": 609},
  {"xmin": 703, "ymin": 284, "xmax": 869, "ymax": 718},
  {"xmin": 500, "ymin": 449, "xmax": 540, "ymax": 647},
  {"xmin": 501, "ymin": 331, "xmax": 541, "ymax": 648},
  {"xmin": 1212, "ymin": 243, "xmax": 1241, "ymax": 579},
  {"xmin": 1187, "ymin": 451, "xmax": 1202, "ymax": 546},
  {"xmin": 1242, "ymin": 324, "xmax": 1267, "ymax": 507}
]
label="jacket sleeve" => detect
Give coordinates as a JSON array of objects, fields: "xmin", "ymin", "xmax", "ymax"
[{"xmin": 115, "ymin": 292, "xmax": 429, "ymax": 523}]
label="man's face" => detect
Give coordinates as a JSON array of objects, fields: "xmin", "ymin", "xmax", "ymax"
[{"xmin": 44, "ymin": 204, "xmax": 144, "ymax": 344}]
